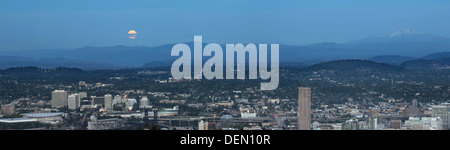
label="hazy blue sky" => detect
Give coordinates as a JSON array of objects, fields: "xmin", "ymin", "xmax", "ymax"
[{"xmin": 1, "ymin": 0, "xmax": 450, "ymax": 51}]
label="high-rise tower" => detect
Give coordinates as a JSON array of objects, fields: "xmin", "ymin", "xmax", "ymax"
[
  {"xmin": 52, "ymin": 90, "xmax": 68, "ymax": 108},
  {"xmin": 298, "ymin": 87, "xmax": 311, "ymax": 130}
]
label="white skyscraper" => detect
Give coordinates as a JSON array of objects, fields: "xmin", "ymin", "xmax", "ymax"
[
  {"xmin": 432, "ymin": 103, "xmax": 450, "ymax": 129},
  {"xmin": 198, "ymin": 120, "xmax": 209, "ymax": 130},
  {"xmin": 113, "ymin": 95, "xmax": 122, "ymax": 105},
  {"xmin": 124, "ymin": 98, "xmax": 137, "ymax": 110},
  {"xmin": 68, "ymin": 94, "xmax": 80, "ymax": 110},
  {"xmin": 140, "ymin": 96, "xmax": 149, "ymax": 108},
  {"xmin": 52, "ymin": 90, "xmax": 68, "ymax": 108},
  {"xmin": 104, "ymin": 94, "xmax": 113, "ymax": 110}
]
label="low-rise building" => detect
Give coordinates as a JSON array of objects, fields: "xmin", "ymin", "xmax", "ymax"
[
  {"xmin": 88, "ymin": 113, "xmax": 119, "ymax": 130},
  {"xmin": 1, "ymin": 104, "xmax": 16, "ymax": 115}
]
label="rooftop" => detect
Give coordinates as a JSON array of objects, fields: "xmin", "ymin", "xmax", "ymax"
[
  {"xmin": 221, "ymin": 115, "xmax": 233, "ymax": 119},
  {"xmin": 0, "ymin": 118, "xmax": 37, "ymax": 123},
  {"xmin": 22, "ymin": 112, "xmax": 64, "ymax": 118}
]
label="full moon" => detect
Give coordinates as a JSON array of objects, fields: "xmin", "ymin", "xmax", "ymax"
[{"xmin": 128, "ymin": 30, "xmax": 137, "ymax": 39}]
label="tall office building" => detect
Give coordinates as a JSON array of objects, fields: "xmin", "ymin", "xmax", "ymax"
[
  {"xmin": 52, "ymin": 90, "xmax": 68, "ymax": 108},
  {"xmin": 298, "ymin": 87, "xmax": 311, "ymax": 130},
  {"xmin": 140, "ymin": 96, "xmax": 149, "ymax": 108},
  {"xmin": 68, "ymin": 93, "xmax": 80, "ymax": 110},
  {"xmin": 113, "ymin": 95, "xmax": 122, "ymax": 105},
  {"xmin": 124, "ymin": 98, "xmax": 137, "ymax": 110},
  {"xmin": 369, "ymin": 116, "xmax": 378, "ymax": 130},
  {"xmin": 432, "ymin": 103, "xmax": 450, "ymax": 129},
  {"xmin": 412, "ymin": 99, "xmax": 418, "ymax": 108},
  {"xmin": 198, "ymin": 120, "xmax": 209, "ymax": 130},
  {"xmin": 104, "ymin": 94, "xmax": 113, "ymax": 110},
  {"xmin": 91, "ymin": 96, "xmax": 105, "ymax": 106},
  {"xmin": 68, "ymin": 95, "xmax": 76, "ymax": 110}
]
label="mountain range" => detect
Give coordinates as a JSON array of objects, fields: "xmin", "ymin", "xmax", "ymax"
[
  {"xmin": 1, "ymin": 29, "xmax": 450, "ymax": 70},
  {"xmin": 304, "ymin": 59, "xmax": 408, "ymax": 73}
]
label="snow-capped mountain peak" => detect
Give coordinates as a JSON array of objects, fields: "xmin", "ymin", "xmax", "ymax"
[
  {"xmin": 374, "ymin": 28, "xmax": 421, "ymax": 38},
  {"xmin": 348, "ymin": 28, "xmax": 450, "ymax": 44},
  {"xmin": 388, "ymin": 28, "xmax": 419, "ymax": 37}
]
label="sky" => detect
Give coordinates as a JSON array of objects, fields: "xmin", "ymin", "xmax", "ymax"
[{"xmin": 1, "ymin": 0, "xmax": 450, "ymax": 51}]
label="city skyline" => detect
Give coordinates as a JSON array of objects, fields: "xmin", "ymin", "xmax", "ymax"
[{"xmin": 1, "ymin": 0, "xmax": 450, "ymax": 132}]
